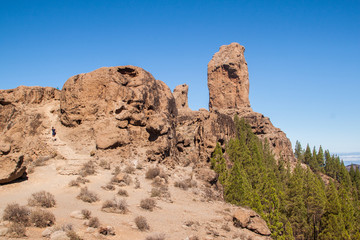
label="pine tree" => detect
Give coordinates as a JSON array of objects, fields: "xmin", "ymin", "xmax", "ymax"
[
  {"xmin": 319, "ymin": 181, "xmax": 348, "ymax": 239},
  {"xmin": 304, "ymin": 144, "xmax": 312, "ymax": 165},
  {"xmin": 210, "ymin": 142, "xmax": 228, "ymax": 185},
  {"xmin": 294, "ymin": 140, "xmax": 304, "ymax": 162},
  {"xmin": 317, "ymin": 145, "xmax": 324, "ymax": 170}
]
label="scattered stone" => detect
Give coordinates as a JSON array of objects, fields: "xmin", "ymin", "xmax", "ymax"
[
  {"xmin": 70, "ymin": 210, "xmax": 84, "ymax": 219},
  {"xmin": 50, "ymin": 230, "xmax": 70, "ymax": 240}
]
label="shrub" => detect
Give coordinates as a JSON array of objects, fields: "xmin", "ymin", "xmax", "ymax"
[
  {"xmin": 7, "ymin": 223, "xmax": 26, "ymax": 237},
  {"xmin": 88, "ymin": 217, "xmax": 100, "ymax": 228},
  {"xmin": 81, "ymin": 209, "xmax": 92, "ymax": 219},
  {"xmin": 99, "ymin": 159, "xmax": 110, "ymax": 170},
  {"xmin": 66, "ymin": 230, "xmax": 82, "ymax": 240},
  {"xmin": 136, "ymin": 162, "xmax": 143, "ymax": 170},
  {"xmin": 102, "ymin": 198, "xmax": 128, "ymax": 214},
  {"xmin": 68, "ymin": 180, "xmax": 80, "ymax": 187},
  {"xmin": 112, "ymin": 166, "xmax": 121, "ymax": 175},
  {"xmin": 150, "ymin": 188, "xmax": 162, "ymax": 197},
  {"xmin": 111, "ymin": 173, "xmax": 132, "ymax": 186},
  {"xmin": 124, "ymin": 165, "xmax": 135, "ymax": 174},
  {"xmin": 117, "ymin": 189, "xmax": 129, "ymax": 197},
  {"xmin": 145, "ymin": 167, "xmax": 160, "ymax": 179},
  {"xmin": 174, "ymin": 178, "xmax": 197, "ymax": 190},
  {"xmin": 140, "ymin": 198, "xmax": 156, "ymax": 211},
  {"xmin": 69, "ymin": 176, "xmax": 89, "ymax": 187},
  {"xmin": 79, "ymin": 161, "xmax": 96, "ymax": 177},
  {"xmin": 135, "ymin": 216, "xmax": 149, "ymax": 231},
  {"xmin": 28, "ymin": 191, "xmax": 56, "ymax": 208},
  {"xmin": 3, "ymin": 203, "xmax": 30, "ymax": 225},
  {"xmin": 30, "ymin": 208, "xmax": 56, "ymax": 227},
  {"xmin": 102, "ymin": 183, "xmax": 115, "ymax": 191},
  {"xmin": 77, "ymin": 187, "xmax": 99, "ymax": 203},
  {"xmin": 145, "ymin": 233, "xmax": 166, "ymax": 240}
]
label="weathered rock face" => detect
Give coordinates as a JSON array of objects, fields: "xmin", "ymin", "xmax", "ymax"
[
  {"xmin": 208, "ymin": 42, "xmax": 250, "ymax": 111},
  {"xmin": 233, "ymin": 208, "xmax": 271, "ymax": 236},
  {"xmin": 60, "ymin": 66, "xmax": 178, "ymax": 162},
  {"xmin": 0, "ymin": 86, "xmax": 60, "ymax": 184},
  {"xmin": 173, "ymin": 84, "xmax": 189, "ymax": 110}
]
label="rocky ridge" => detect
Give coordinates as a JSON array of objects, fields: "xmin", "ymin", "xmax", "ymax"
[{"xmin": 0, "ymin": 42, "xmax": 294, "ymax": 183}]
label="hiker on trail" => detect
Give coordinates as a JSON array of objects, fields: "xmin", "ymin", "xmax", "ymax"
[{"xmin": 51, "ymin": 127, "xmax": 56, "ymax": 140}]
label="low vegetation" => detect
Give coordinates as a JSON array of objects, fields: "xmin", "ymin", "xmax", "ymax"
[
  {"xmin": 134, "ymin": 216, "xmax": 149, "ymax": 231},
  {"xmin": 145, "ymin": 167, "xmax": 160, "ymax": 179},
  {"xmin": 174, "ymin": 178, "xmax": 197, "ymax": 190},
  {"xmin": 124, "ymin": 165, "xmax": 136, "ymax": 174},
  {"xmin": 79, "ymin": 160, "xmax": 96, "ymax": 177},
  {"xmin": 29, "ymin": 208, "xmax": 56, "ymax": 227},
  {"xmin": 77, "ymin": 187, "xmax": 99, "ymax": 203},
  {"xmin": 28, "ymin": 191, "xmax": 56, "ymax": 208},
  {"xmin": 69, "ymin": 176, "xmax": 89, "ymax": 187},
  {"xmin": 117, "ymin": 189, "xmax": 129, "ymax": 197},
  {"xmin": 7, "ymin": 223, "xmax": 26, "ymax": 238},
  {"xmin": 102, "ymin": 198, "xmax": 128, "ymax": 214},
  {"xmin": 88, "ymin": 217, "xmax": 100, "ymax": 228},
  {"xmin": 140, "ymin": 198, "xmax": 156, "ymax": 211},
  {"xmin": 81, "ymin": 209, "xmax": 92, "ymax": 219},
  {"xmin": 3, "ymin": 203, "xmax": 30, "ymax": 225}
]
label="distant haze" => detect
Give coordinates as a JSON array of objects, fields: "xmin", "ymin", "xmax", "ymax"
[{"xmin": 337, "ymin": 152, "xmax": 360, "ymax": 166}]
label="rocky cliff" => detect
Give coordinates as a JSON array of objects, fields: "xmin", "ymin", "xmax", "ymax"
[{"xmin": 0, "ymin": 43, "xmax": 294, "ymax": 184}]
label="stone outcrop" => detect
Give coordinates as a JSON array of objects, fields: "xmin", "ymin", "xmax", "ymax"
[
  {"xmin": 208, "ymin": 42, "xmax": 250, "ymax": 110},
  {"xmin": 233, "ymin": 208, "xmax": 271, "ymax": 236},
  {"xmin": 60, "ymin": 66, "xmax": 178, "ymax": 162},
  {"xmin": 173, "ymin": 84, "xmax": 189, "ymax": 110},
  {"xmin": 0, "ymin": 86, "xmax": 60, "ymax": 184}
]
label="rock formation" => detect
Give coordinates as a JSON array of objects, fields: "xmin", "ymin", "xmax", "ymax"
[
  {"xmin": 173, "ymin": 84, "xmax": 189, "ymax": 110},
  {"xmin": 208, "ymin": 42, "xmax": 250, "ymax": 110},
  {"xmin": 60, "ymin": 66, "xmax": 178, "ymax": 162},
  {"xmin": 0, "ymin": 86, "xmax": 60, "ymax": 184},
  {"xmin": 0, "ymin": 43, "xmax": 294, "ymax": 184}
]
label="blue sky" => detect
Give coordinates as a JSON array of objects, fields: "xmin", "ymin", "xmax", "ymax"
[{"xmin": 1, "ymin": 0, "xmax": 359, "ymax": 157}]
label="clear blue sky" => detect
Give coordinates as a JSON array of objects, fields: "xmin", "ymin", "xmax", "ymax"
[{"xmin": 1, "ymin": 0, "xmax": 359, "ymax": 155}]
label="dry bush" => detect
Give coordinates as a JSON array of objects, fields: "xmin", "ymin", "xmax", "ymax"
[
  {"xmin": 68, "ymin": 180, "xmax": 80, "ymax": 187},
  {"xmin": 174, "ymin": 178, "xmax": 197, "ymax": 190},
  {"xmin": 7, "ymin": 223, "xmax": 26, "ymax": 238},
  {"xmin": 66, "ymin": 230, "xmax": 82, "ymax": 240},
  {"xmin": 117, "ymin": 189, "xmax": 129, "ymax": 197},
  {"xmin": 124, "ymin": 165, "xmax": 136, "ymax": 174},
  {"xmin": 150, "ymin": 188, "xmax": 162, "ymax": 197},
  {"xmin": 145, "ymin": 233, "xmax": 166, "ymax": 240},
  {"xmin": 81, "ymin": 209, "xmax": 92, "ymax": 219},
  {"xmin": 134, "ymin": 177, "xmax": 141, "ymax": 189},
  {"xmin": 140, "ymin": 198, "xmax": 156, "ymax": 211},
  {"xmin": 69, "ymin": 176, "xmax": 89, "ymax": 187},
  {"xmin": 3, "ymin": 203, "xmax": 30, "ymax": 225},
  {"xmin": 102, "ymin": 183, "xmax": 115, "ymax": 191},
  {"xmin": 102, "ymin": 198, "xmax": 128, "ymax": 214},
  {"xmin": 145, "ymin": 167, "xmax": 160, "ymax": 179},
  {"xmin": 221, "ymin": 223, "xmax": 231, "ymax": 232},
  {"xmin": 99, "ymin": 159, "xmax": 110, "ymax": 170},
  {"xmin": 30, "ymin": 208, "xmax": 56, "ymax": 227},
  {"xmin": 28, "ymin": 191, "xmax": 56, "ymax": 208},
  {"xmin": 135, "ymin": 216, "xmax": 149, "ymax": 231},
  {"xmin": 77, "ymin": 187, "xmax": 99, "ymax": 203},
  {"xmin": 79, "ymin": 160, "xmax": 96, "ymax": 177},
  {"xmin": 111, "ymin": 173, "xmax": 132, "ymax": 186},
  {"xmin": 88, "ymin": 217, "xmax": 100, "ymax": 228},
  {"xmin": 112, "ymin": 166, "xmax": 121, "ymax": 175}
]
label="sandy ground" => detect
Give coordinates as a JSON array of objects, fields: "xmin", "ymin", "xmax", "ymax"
[{"xmin": 0, "ymin": 103, "xmax": 267, "ymax": 240}]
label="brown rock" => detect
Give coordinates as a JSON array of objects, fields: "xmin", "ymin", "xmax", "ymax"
[
  {"xmin": 173, "ymin": 84, "xmax": 189, "ymax": 110},
  {"xmin": 233, "ymin": 208, "xmax": 271, "ymax": 236},
  {"xmin": 0, "ymin": 155, "xmax": 26, "ymax": 184},
  {"xmin": 208, "ymin": 42, "xmax": 250, "ymax": 111},
  {"xmin": 60, "ymin": 66, "xmax": 178, "ymax": 162}
]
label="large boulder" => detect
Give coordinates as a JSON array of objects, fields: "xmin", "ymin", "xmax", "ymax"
[
  {"xmin": 60, "ymin": 66, "xmax": 178, "ymax": 162},
  {"xmin": 233, "ymin": 208, "xmax": 271, "ymax": 236},
  {"xmin": 0, "ymin": 155, "xmax": 26, "ymax": 184}
]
